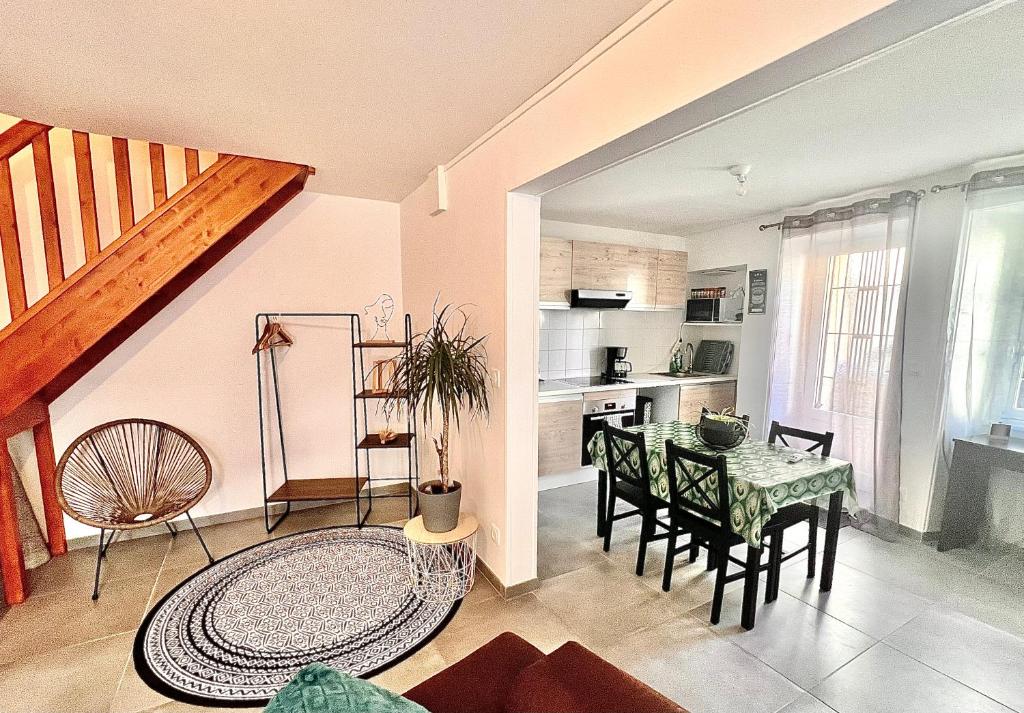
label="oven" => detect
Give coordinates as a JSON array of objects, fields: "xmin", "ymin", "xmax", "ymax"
[{"xmin": 581, "ymin": 391, "xmax": 637, "ymax": 466}]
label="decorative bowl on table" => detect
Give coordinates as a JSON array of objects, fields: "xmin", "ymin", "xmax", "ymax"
[{"xmin": 696, "ymin": 409, "xmax": 749, "ymax": 451}]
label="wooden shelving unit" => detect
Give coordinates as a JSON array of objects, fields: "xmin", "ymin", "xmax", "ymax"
[
  {"xmin": 357, "ymin": 432, "xmax": 414, "ymax": 449},
  {"xmin": 255, "ymin": 312, "xmax": 419, "ymax": 532},
  {"xmin": 266, "ymin": 476, "xmax": 368, "ymax": 502},
  {"xmin": 354, "ymin": 389, "xmax": 409, "ymax": 400},
  {"xmin": 352, "ymin": 316, "xmax": 419, "ymax": 518}
]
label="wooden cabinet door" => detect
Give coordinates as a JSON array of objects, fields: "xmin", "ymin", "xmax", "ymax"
[
  {"xmin": 538, "ymin": 399, "xmax": 583, "ymax": 475},
  {"xmin": 539, "ymin": 237, "xmax": 572, "ymax": 304},
  {"xmin": 570, "ymin": 241, "xmax": 657, "ymax": 308},
  {"xmin": 655, "ymin": 250, "xmax": 688, "ymax": 309},
  {"xmin": 678, "ymin": 382, "xmax": 737, "ymax": 424},
  {"xmin": 625, "ymin": 246, "xmax": 658, "ymax": 308},
  {"xmin": 706, "ymin": 382, "xmax": 737, "ymax": 414}
]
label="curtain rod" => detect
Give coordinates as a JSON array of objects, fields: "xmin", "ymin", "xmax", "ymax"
[{"xmin": 758, "ymin": 188, "xmax": 926, "ymax": 231}]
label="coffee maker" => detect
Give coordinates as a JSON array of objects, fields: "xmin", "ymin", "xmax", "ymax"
[{"xmin": 604, "ymin": 346, "xmax": 632, "ymax": 381}]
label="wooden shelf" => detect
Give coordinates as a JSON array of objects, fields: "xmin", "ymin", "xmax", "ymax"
[
  {"xmin": 354, "ymin": 389, "xmax": 408, "ymax": 399},
  {"xmin": 266, "ymin": 476, "xmax": 368, "ymax": 502},
  {"xmin": 354, "ymin": 340, "xmax": 410, "ymax": 348},
  {"xmin": 357, "ymin": 433, "xmax": 413, "ymax": 449}
]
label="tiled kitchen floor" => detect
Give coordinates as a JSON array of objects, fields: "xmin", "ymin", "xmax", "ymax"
[{"xmin": 2, "ymin": 483, "xmax": 1023, "ymax": 712}]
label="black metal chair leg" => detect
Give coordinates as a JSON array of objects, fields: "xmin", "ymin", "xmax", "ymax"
[
  {"xmin": 710, "ymin": 545, "xmax": 729, "ymax": 625},
  {"xmin": 636, "ymin": 512, "xmax": 652, "ymax": 576},
  {"xmin": 766, "ymin": 535, "xmax": 783, "ymax": 603},
  {"xmin": 92, "ymin": 528, "xmax": 107, "ymax": 601},
  {"xmin": 165, "ymin": 521, "xmax": 178, "ymax": 538},
  {"xmin": 662, "ymin": 529, "xmax": 677, "ymax": 592},
  {"xmin": 807, "ymin": 512, "xmax": 818, "ymax": 579},
  {"xmin": 603, "ymin": 490, "xmax": 617, "ymax": 552},
  {"xmin": 741, "ymin": 545, "xmax": 761, "ymax": 630},
  {"xmin": 185, "ymin": 512, "xmax": 215, "ymax": 564},
  {"xmin": 688, "ymin": 540, "xmax": 699, "ymax": 563}
]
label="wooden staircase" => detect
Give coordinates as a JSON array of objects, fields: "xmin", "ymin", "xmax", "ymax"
[{"xmin": 0, "ymin": 118, "xmax": 312, "ymax": 604}]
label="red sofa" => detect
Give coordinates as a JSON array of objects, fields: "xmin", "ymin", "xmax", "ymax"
[{"xmin": 404, "ymin": 632, "xmax": 687, "ymax": 713}]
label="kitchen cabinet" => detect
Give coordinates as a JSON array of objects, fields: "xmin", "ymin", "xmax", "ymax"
[
  {"xmin": 678, "ymin": 382, "xmax": 737, "ymax": 424},
  {"xmin": 539, "ymin": 237, "xmax": 573, "ymax": 305},
  {"xmin": 570, "ymin": 241, "xmax": 658, "ymax": 308},
  {"xmin": 655, "ymin": 249, "xmax": 688, "ymax": 309},
  {"xmin": 538, "ymin": 398, "xmax": 583, "ymax": 475}
]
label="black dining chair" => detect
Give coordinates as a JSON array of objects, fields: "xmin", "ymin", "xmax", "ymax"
[
  {"xmin": 601, "ymin": 423, "xmax": 673, "ymax": 576},
  {"xmin": 663, "ymin": 440, "xmax": 781, "ymax": 627},
  {"xmin": 761, "ymin": 420, "xmax": 835, "ymax": 603}
]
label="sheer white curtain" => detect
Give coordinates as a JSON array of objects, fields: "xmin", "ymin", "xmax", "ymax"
[
  {"xmin": 938, "ymin": 169, "xmax": 1024, "ymax": 538},
  {"xmin": 769, "ymin": 192, "xmax": 919, "ymax": 535}
]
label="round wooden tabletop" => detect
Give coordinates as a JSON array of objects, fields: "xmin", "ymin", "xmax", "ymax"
[{"xmin": 403, "ymin": 514, "xmax": 479, "ymax": 545}]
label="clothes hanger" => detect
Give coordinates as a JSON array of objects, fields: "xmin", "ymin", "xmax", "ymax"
[{"xmin": 252, "ymin": 318, "xmax": 294, "ymax": 354}]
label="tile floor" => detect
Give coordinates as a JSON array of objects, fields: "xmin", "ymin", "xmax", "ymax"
[{"xmin": 1, "ymin": 482, "xmax": 1022, "ymax": 713}]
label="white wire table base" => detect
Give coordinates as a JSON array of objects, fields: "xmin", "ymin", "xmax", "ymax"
[{"xmin": 405, "ymin": 534, "xmax": 477, "ymax": 604}]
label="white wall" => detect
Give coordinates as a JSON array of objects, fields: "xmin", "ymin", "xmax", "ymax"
[
  {"xmin": 539, "ymin": 218, "xmax": 685, "ymax": 251},
  {"xmin": 45, "ymin": 192, "xmax": 402, "ymax": 540}
]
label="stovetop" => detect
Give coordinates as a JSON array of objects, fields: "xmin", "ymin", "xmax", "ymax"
[{"xmin": 559, "ymin": 375, "xmax": 634, "ymax": 387}]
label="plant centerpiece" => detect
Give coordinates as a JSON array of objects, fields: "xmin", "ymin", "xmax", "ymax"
[
  {"xmin": 696, "ymin": 407, "xmax": 749, "ymax": 451},
  {"xmin": 384, "ymin": 303, "xmax": 489, "ymax": 532}
]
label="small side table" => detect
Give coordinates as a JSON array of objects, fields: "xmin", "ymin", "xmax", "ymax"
[{"xmin": 403, "ymin": 514, "xmax": 479, "ymax": 603}]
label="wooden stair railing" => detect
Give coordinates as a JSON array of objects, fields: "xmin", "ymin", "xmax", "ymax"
[{"xmin": 0, "ymin": 119, "xmax": 312, "ymax": 605}]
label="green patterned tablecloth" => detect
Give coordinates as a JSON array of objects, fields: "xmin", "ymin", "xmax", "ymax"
[{"xmin": 588, "ymin": 422, "xmax": 857, "ymax": 548}]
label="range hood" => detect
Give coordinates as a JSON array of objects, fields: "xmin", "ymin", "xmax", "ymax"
[{"xmin": 570, "ymin": 289, "xmax": 632, "ymax": 309}]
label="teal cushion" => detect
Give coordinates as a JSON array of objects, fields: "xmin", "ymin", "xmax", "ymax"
[{"xmin": 265, "ymin": 663, "xmax": 430, "ymax": 713}]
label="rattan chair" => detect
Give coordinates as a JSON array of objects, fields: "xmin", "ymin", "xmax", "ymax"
[{"xmin": 56, "ymin": 419, "xmax": 215, "ymax": 600}]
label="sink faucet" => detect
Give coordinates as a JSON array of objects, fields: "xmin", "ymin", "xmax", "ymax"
[{"xmin": 684, "ymin": 342, "xmax": 694, "ymax": 374}]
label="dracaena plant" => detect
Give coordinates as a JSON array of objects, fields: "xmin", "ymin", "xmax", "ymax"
[{"xmin": 384, "ymin": 303, "xmax": 490, "ymax": 492}]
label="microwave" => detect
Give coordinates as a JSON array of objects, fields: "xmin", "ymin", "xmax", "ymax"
[{"xmin": 686, "ymin": 295, "xmax": 744, "ymax": 323}]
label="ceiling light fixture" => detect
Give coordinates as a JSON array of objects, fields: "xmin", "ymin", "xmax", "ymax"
[{"xmin": 728, "ymin": 164, "xmax": 752, "ymax": 197}]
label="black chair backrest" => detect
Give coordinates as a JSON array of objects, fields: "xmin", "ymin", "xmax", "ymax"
[
  {"xmin": 664, "ymin": 440, "xmax": 730, "ymax": 526},
  {"xmin": 602, "ymin": 422, "xmax": 651, "ymax": 493},
  {"xmin": 767, "ymin": 420, "xmax": 834, "ymax": 457}
]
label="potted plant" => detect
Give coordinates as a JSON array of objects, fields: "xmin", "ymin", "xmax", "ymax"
[{"xmin": 384, "ymin": 303, "xmax": 489, "ymax": 532}]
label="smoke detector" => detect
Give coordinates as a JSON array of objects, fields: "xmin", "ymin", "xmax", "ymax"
[{"xmin": 728, "ymin": 164, "xmax": 752, "ymax": 196}]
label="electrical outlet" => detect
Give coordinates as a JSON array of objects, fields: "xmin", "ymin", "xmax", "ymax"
[{"xmin": 489, "ymin": 523, "xmax": 501, "ymax": 545}]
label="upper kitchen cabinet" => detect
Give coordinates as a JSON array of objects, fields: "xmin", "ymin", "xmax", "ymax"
[
  {"xmin": 654, "ymin": 249, "xmax": 688, "ymax": 309},
  {"xmin": 570, "ymin": 241, "xmax": 658, "ymax": 308},
  {"xmin": 539, "ymin": 237, "xmax": 573, "ymax": 306}
]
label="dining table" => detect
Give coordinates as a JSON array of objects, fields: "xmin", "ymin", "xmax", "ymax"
[{"xmin": 588, "ymin": 421, "xmax": 857, "ymax": 628}]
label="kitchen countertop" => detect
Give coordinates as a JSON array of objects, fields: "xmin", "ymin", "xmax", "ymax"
[{"xmin": 539, "ymin": 372, "xmax": 737, "ymax": 398}]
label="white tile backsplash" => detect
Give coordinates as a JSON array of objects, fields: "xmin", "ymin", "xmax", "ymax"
[
  {"xmin": 548, "ymin": 349, "xmax": 566, "ymax": 372},
  {"xmin": 540, "ymin": 307, "xmax": 685, "ymax": 379},
  {"xmin": 548, "ymin": 328, "xmax": 566, "ymax": 350}
]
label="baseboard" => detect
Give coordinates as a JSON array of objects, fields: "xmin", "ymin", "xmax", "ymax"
[
  {"xmin": 538, "ymin": 467, "xmax": 597, "ymax": 491},
  {"xmin": 64, "ymin": 501, "xmax": 319, "ymax": 551},
  {"xmin": 475, "ymin": 556, "xmax": 539, "ymax": 599}
]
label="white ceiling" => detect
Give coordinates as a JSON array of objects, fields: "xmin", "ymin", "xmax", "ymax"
[
  {"xmin": 0, "ymin": 1, "xmax": 649, "ymax": 201},
  {"xmin": 541, "ymin": 1, "xmax": 1024, "ymax": 236}
]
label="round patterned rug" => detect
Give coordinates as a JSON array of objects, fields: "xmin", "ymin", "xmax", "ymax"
[{"xmin": 134, "ymin": 525, "xmax": 460, "ymax": 707}]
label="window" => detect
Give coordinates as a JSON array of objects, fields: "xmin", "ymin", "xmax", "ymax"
[{"xmin": 814, "ymin": 247, "xmax": 906, "ymax": 418}]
